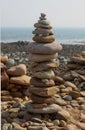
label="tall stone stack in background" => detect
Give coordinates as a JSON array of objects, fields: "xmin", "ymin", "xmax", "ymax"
[
  {"xmin": 27, "ymin": 13, "xmax": 62, "ymax": 113},
  {"xmin": 63, "ymin": 51, "xmax": 85, "ymax": 91},
  {"xmin": 6, "ymin": 64, "xmax": 31, "ymax": 99},
  {"xmin": 53, "ymin": 51, "xmax": 85, "ymax": 103}
]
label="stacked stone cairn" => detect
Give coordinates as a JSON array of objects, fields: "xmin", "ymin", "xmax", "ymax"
[
  {"xmin": 53, "ymin": 51, "xmax": 85, "ymax": 102},
  {"xmin": 27, "ymin": 13, "xmax": 62, "ymax": 113},
  {"xmin": 62, "ymin": 51, "xmax": 85, "ymax": 95},
  {"xmin": 1, "ymin": 56, "xmax": 31, "ymax": 101},
  {"xmin": 32, "ymin": 13, "xmax": 55, "ymax": 43},
  {"xmin": 63, "ymin": 51, "xmax": 85, "ymax": 91}
]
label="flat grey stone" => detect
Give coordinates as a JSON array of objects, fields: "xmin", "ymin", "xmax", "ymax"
[
  {"xmin": 63, "ymin": 95, "xmax": 72, "ymax": 101},
  {"xmin": 41, "ymin": 13, "xmax": 46, "ymax": 17},
  {"xmin": 28, "ymin": 53, "xmax": 58, "ymax": 62},
  {"xmin": 32, "ymin": 70, "xmax": 55, "ymax": 79},
  {"xmin": 39, "ymin": 16, "xmax": 46, "ymax": 20},
  {"xmin": 38, "ymin": 20, "xmax": 50, "ymax": 25},
  {"xmin": 27, "ymin": 102, "xmax": 61, "ymax": 114},
  {"xmin": 28, "ymin": 42, "xmax": 62, "ymax": 55}
]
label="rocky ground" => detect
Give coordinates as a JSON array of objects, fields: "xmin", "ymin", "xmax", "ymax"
[
  {"xmin": 1, "ymin": 41, "xmax": 85, "ymax": 57},
  {"xmin": 1, "ymin": 41, "xmax": 85, "ymax": 72},
  {"xmin": 1, "ymin": 42, "xmax": 85, "ymax": 130}
]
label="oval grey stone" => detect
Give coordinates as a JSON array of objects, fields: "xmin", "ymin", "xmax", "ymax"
[
  {"xmin": 6, "ymin": 58, "xmax": 15, "ymax": 68},
  {"xmin": 28, "ymin": 42, "xmax": 62, "ymax": 55},
  {"xmin": 38, "ymin": 20, "xmax": 50, "ymax": 25},
  {"xmin": 27, "ymin": 102, "xmax": 61, "ymax": 113}
]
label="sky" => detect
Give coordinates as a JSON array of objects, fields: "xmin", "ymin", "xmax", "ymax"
[{"xmin": 1, "ymin": 0, "xmax": 85, "ymax": 28}]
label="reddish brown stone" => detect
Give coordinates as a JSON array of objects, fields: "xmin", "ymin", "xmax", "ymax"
[
  {"xmin": 34, "ymin": 23, "xmax": 52, "ymax": 29},
  {"xmin": 10, "ymin": 75, "xmax": 31, "ymax": 86},
  {"xmin": 33, "ymin": 35, "xmax": 55, "ymax": 43},
  {"xmin": 0, "ymin": 56, "xmax": 8, "ymax": 63},
  {"xmin": 1, "ymin": 71, "xmax": 9, "ymax": 89},
  {"xmin": 11, "ymin": 92, "xmax": 22, "ymax": 97},
  {"xmin": 30, "ymin": 78, "xmax": 55, "ymax": 87},
  {"xmin": 30, "ymin": 94, "xmax": 56, "ymax": 104},
  {"xmin": 1, "ymin": 96, "xmax": 13, "ymax": 101},
  {"xmin": 29, "ymin": 86, "xmax": 57, "ymax": 97}
]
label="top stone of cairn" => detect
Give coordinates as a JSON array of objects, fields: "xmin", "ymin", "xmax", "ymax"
[
  {"xmin": 32, "ymin": 13, "xmax": 55, "ymax": 43},
  {"xmin": 41, "ymin": 13, "xmax": 46, "ymax": 17}
]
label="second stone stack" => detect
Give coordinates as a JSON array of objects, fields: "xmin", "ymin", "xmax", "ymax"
[{"xmin": 27, "ymin": 13, "xmax": 62, "ymax": 113}]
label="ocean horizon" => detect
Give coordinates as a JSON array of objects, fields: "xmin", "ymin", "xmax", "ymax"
[{"xmin": 1, "ymin": 27, "xmax": 85, "ymax": 45}]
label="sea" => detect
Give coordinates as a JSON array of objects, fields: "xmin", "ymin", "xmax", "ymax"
[{"xmin": 1, "ymin": 27, "xmax": 85, "ymax": 45}]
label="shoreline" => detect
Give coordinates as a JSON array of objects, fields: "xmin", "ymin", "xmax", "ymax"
[{"xmin": 1, "ymin": 41, "xmax": 85, "ymax": 57}]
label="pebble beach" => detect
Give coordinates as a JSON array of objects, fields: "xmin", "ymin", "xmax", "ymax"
[
  {"xmin": 1, "ymin": 41, "xmax": 85, "ymax": 57},
  {"xmin": 1, "ymin": 42, "xmax": 85, "ymax": 130},
  {"xmin": 1, "ymin": 12, "xmax": 85, "ymax": 130}
]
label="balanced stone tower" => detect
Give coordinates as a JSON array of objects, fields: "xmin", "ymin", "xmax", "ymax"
[{"xmin": 27, "ymin": 13, "xmax": 62, "ymax": 113}]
